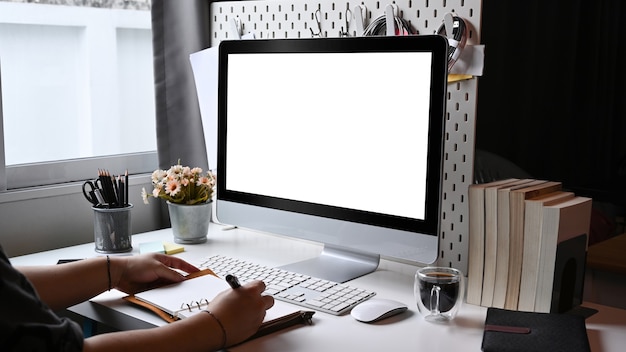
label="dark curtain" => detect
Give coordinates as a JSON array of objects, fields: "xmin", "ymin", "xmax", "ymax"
[
  {"xmin": 151, "ymin": 0, "xmax": 212, "ymax": 171},
  {"xmin": 476, "ymin": 0, "xmax": 626, "ymax": 203}
]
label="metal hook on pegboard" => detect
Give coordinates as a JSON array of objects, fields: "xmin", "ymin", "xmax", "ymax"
[
  {"xmin": 353, "ymin": 4, "xmax": 367, "ymax": 36},
  {"xmin": 230, "ymin": 16, "xmax": 242, "ymax": 39},
  {"xmin": 310, "ymin": 8, "xmax": 323, "ymax": 37},
  {"xmin": 340, "ymin": 7, "xmax": 351, "ymax": 37}
]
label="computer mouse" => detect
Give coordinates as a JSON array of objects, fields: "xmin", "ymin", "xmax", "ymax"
[{"xmin": 350, "ymin": 298, "xmax": 408, "ymax": 323}]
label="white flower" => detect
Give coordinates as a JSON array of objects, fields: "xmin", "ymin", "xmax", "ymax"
[
  {"xmin": 141, "ymin": 187, "xmax": 149, "ymax": 205},
  {"xmin": 151, "ymin": 169, "xmax": 167, "ymax": 184},
  {"xmin": 165, "ymin": 180, "xmax": 182, "ymax": 196},
  {"xmin": 142, "ymin": 161, "xmax": 215, "ymax": 205}
]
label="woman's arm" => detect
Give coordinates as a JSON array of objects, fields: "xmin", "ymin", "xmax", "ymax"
[
  {"xmin": 17, "ymin": 253, "xmax": 200, "ymax": 311},
  {"xmin": 83, "ymin": 280, "xmax": 274, "ymax": 352},
  {"xmin": 83, "ymin": 308, "xmax": 226, "ymax": 352}
]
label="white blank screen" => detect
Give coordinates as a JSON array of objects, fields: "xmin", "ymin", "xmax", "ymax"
[{"xmin": 225, "ymin": 52, "xmax": 432, "ymax": 220}]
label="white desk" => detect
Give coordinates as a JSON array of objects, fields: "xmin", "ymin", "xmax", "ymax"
[{"xmin": 10, "ymin": 224, "xmax": 626, "ymax": 352}]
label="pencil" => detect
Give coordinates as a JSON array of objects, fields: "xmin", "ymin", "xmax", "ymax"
[
  {"xmin": 125, "ymin": 170, "xmax": 129, "ymax": 207},
  {"xmin": 117, "ymin": 175, "xmax": 123, "ymax": 207},
  {"xmin": 100, "ymin": 170, "xmax": 115, "ymax": 207},
  {"xmin": 112, "ymin": 175, "xmax": 120, "ymax": 207}
]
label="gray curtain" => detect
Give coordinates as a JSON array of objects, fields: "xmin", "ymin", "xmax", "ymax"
[{"xmin": 151, "ymin": 0, "xmax": 212, "ymax": 171}]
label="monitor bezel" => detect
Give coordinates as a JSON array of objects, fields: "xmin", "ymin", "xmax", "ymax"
[{"xmin": 217, "ymin": 35, "xmax": 447, "ymax": 240}]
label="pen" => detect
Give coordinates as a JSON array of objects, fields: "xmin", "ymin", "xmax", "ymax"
[
  {"xmin": 225, "ymin": 274, "xmax": 241, "ymax": 289},
  {"xmin": 124, "ymin": 170, "xmax": 129, "ymax": 207},
  {"xmin": 57, "ymin": 259, "xmax": 84, "ymax": 264}
]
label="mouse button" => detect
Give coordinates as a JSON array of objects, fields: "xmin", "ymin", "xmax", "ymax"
[
  {"xmin": 350, "ymin": 298, "xmax": 408, "ymax": 323},
  {"xmin": 379, "ymin": 306, "xmax": 408, "ymax": 320},
  {"xmin": 350, "ymin": 304, "xmax": 380, "ymax": 322}
]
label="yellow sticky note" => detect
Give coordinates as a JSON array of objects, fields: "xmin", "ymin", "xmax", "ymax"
[
  {"xmin": 447, "ymin": 74, "xmax": 473, "ymax": 83},
  {"xmin": 163, "ymin": 242, "xmax": 185, "ymax": 255}
]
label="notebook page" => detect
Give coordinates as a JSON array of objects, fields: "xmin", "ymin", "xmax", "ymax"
[
  {"xmin": 178, "ymin": 298, "xmax": 300, "ymax": 321},
  {"xmin": 134, "ymin": 274, "xmax": 230, "ymax": 317}
]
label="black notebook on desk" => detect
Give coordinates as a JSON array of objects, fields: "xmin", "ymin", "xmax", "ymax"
[{"xmin": 481, "ymin": 308, "xmax": 590, "ymax": 352}]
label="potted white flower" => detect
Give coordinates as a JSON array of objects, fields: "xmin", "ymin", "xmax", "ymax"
[{"xmin": 142, "ymin": 162, "xmax": 216, "ymax": 243}]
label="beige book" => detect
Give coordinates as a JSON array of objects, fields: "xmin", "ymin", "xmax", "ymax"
[
  {"xmin": 517, "ymin": 191, "xmax": 575, "ymax": 312},
  {"xmin": 534, "ymin": 197, "xmax": 592, "ymax": 312},
  {"xmin": 504, "ymin": 181, "xmax": 562, "ymax": 310},
  {"xmin": 467, "ymin": 178, "xmax": 519, "ymax": 305},
  {"xmin": 479, "ymin": 179, "xmax": 532, "ymax": 307},
  {"xmin": 492, "ymin": 179, "xmax": 547, "ymax": 308}
]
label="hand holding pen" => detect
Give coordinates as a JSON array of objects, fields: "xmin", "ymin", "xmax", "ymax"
[{"xmin": 225, "ymin": 274, "xmax": 242, "ymax": 289}]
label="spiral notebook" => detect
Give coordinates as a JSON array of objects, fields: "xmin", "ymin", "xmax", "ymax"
[{"xmin": 124, "ymin": 269, "xmax": 314, "ymax": 337}]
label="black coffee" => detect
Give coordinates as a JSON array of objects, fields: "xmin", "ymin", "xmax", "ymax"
[{"xmin": 418, "ymin": 272, "xmax": 460, "ymax": 313}]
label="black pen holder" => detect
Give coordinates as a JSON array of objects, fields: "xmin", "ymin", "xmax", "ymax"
[{"xmin": 92, "ymin": 204, "xmax": 133, "ymax": 253}]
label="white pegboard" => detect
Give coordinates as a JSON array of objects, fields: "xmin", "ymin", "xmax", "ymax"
[{"xmin": 209, "ymin": 0, "xmax": 480, "ymax": 274}]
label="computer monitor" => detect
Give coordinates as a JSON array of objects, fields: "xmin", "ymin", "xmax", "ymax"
[{"xmin": 216, "ymin": 35, "xmax": 448, "ymax": 283}]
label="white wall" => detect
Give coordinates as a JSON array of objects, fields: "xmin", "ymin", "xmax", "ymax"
[{"xmin": 0, "ymin": 176, "xmax": 165, "ymax": 257}]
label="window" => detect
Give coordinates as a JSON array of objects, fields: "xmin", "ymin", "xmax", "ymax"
[{"xmin": 0, "ymin": 0, "xmax": 156, "ymax": 190}]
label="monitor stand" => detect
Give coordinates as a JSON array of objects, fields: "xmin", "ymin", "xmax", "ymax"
[{"xmin": 278, "ymin": 244, "xmax": 380, "ymax": 283}]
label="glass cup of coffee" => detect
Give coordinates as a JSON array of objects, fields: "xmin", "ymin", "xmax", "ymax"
[{"xmin": 414, "ymin": 266, "xmax": 465, "ymax": 322}]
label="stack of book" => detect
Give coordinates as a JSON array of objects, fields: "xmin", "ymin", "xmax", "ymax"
[{"xmin": 467, "ymin": 178, "xmax": 592, "ymax": 313}]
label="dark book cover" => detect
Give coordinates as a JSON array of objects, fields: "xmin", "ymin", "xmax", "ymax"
[{"xmin": 481, "ymin": 308, "xmax": 590, "ymax": 352}]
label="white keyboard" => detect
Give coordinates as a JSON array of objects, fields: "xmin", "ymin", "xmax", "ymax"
[{"xmin": 196, "ymin": 255, "xmax": 376, "ymax": 315}]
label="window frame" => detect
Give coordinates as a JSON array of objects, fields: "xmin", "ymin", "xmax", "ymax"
[
  {"xmin": 0, "ymin": 2, "xmax": 157, "ymax": 193},
  {"xmin": 3, "ymin": 152, "xmax": 157, "ymax": 191}
]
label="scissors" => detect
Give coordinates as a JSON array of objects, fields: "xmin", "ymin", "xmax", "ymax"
[{"xmin": 82, "ymin": 180, "xmax": 104, "ymax": 206}]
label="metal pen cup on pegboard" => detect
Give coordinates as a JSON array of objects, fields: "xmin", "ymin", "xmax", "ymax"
[{"xmin": 92, "ymin": 204, "xmax": 133, "ymax": 253}]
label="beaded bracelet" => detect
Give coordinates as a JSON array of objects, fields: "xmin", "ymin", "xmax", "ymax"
[{"xmin": 204, "ymin": 310, "xmax": 227, "ymax": 349}]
